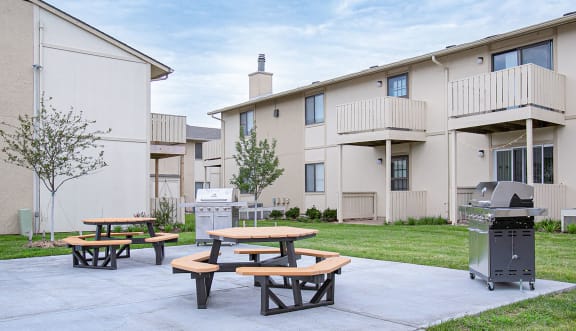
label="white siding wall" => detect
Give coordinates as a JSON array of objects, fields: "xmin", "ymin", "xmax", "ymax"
[{"xmin": 38, "ymin": 8, "xmax": 151, "ymax": 231}]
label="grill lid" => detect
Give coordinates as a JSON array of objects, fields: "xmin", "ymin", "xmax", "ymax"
[
  {"xmin": 195, "ymin": 188, "xmax": 237, "ymax": 203},
  {"xmin": 470, "ymin": 181, "xmax": 534, "ymax": 208}
]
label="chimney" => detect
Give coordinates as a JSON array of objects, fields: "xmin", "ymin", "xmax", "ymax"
[{"xmin": 249, "ymin": 54, "xmax": 273, "ymax": 99}]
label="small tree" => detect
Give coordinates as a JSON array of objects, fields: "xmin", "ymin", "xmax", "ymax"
[
  {"xmin": 0, "ymin": 95, "xmax": 110, "ymax": 242},
  {"xmin": 230, "ymin": 128, "xmax": 284, "ymax": 227}
]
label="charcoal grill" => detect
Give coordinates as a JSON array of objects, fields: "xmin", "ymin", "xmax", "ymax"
[
  {"xmin": 183, "ymin": 188, "xmax": 247, "ymax": 245},
  {"xmin": 460, "ymin": 181, "xmax": 546, "ymax": 291}
]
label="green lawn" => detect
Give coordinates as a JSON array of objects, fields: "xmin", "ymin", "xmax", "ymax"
[{"xmin": 1, "ymin": 219, "xmax": 575, "ymax": 330}]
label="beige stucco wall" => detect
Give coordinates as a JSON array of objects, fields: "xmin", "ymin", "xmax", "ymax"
[{"xmin": 0, "ymin": 0, "xmax": 34, "ymax": 234}]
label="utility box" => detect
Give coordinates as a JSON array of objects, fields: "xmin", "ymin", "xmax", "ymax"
[{"xmin": 19, "ymin": 208, "xmax": 33, "ymax": 236}]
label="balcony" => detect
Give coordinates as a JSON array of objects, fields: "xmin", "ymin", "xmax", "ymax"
[
  {"xmin": 336, "ymin": 96, "xmax": 426, "ymax": 146},
  {"xmin": 202, "ymin": 139, "xmax": 222, "ymax": 167},
  {"xmin": 150, "ymin": 113, "xmax": 186, "ymax": 158},
  {"xmin": 448, "ymin": 64, "xmax": 566, "ymax": 134}
]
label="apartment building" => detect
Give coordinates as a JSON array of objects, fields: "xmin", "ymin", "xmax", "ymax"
[
  {"xmin": 0, "ymin": 0, "xmax": 172, "ymax": 233},
  {"xmin": 208, "ymin": 13, "xmax": 576, "ymax": 223},
  {"xmin": 150, "ymin": 124, "xmax": 221, "ymax": 203}
]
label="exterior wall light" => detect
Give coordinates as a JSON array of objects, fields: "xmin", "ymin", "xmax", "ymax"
[
  {"xmin": 478, "ymin": 149, "xmax": 485, "ymax": 158},
  {"xmin": 376, "ymin": 80, "xmax": 383, "ymax": 87},
  {"xmin": 377, "ymin": 158, "xmax": 383, "ymax": 165},
  {"xmin": 476, "ymin": 57, "xmax": 484, "ymax": 64}
]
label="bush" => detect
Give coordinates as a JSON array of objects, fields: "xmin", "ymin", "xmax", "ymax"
[
  {"xmin": 153, "ymin": 198, "xmax": 175, "ymax": 229},
  {"xmin": 407, "ymin": 218, "xmax": 417, "ymax": 225},
  {"xmin": 285, "ymin": 207, "xmax": 300, "ymax": 219},
  {"xmin": 567, "ymin": 224, "xmax": 576, "ymax": 234},
  {"xmin": 537, "ymin": 219, "xmax": 561, "ymax": 233},
  {"xmin": 305, "ymin": 206, "xmax": 322, "ymax": 220},
  {"xmin": 393, "ymin": 220, "xmax": 404, "ymax": 225},
  {"xmin": 268, "ymin": 210, "xmax": 284, "ymax": 219},
  {"xmin": 322, "ymin": 208, "xmax": 337, "ymax": 221},
  {"xmin": 112, "ymin": 225, "xmax": 123, "ymax": 233}
]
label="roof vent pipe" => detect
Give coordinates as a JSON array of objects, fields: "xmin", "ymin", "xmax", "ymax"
[{"xmin": 258, "ymin": 54, "xmax": 265, "ymax": 72}]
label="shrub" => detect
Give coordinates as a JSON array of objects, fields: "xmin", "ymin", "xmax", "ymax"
[
  {"xmin": 567, "ymin": 224, "xmax": 576, "ymax": 234},
  {"xmin": 305, "ymin": 206, "xmax": 322, "ymax": 220},
  {"xmin": 153, "ymin": 198, "xmax": 175, "ymax": 229},
  {"xmin": 322, "ymin": 208, "xmax": 337, "ymax": 221},
  {"xmin": 537, "ymin": 219, "xmax": 561, "ymax": 233},
  {"xmin": 112, "ymin": 225, "xmax": 123, "ymax": 233},
  {"xmin": 268, "ymin": 210, "xmax": 284, "ymax": 219},
  {"xmin": 407, "ymin": 218, "xmax": 417, "ymax": 225},
  {"xmin": 285, "ymin": 207, "xmax": 300, "ymax": 219},
  {"xmin": 393, "ymin": 220, "xmax": 404, "ymax": 225}
]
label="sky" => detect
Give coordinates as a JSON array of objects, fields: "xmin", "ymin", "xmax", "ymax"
[{"xmin": 46, "ymin": 0, "xmax": 575, "ymax": 128}]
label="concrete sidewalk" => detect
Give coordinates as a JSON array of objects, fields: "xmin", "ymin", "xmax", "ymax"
[{"xmin": 0, "ymin": 244, "xmax": 573, "ymax": 331}]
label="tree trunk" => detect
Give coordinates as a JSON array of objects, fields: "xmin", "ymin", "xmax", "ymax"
[
  {"xmin": 253, "ymin": 195, "xmax": 258, "ymax": 227},
  {"xmin": 50, "ymin": 192, "xmax": 55, "ymax": 242}
]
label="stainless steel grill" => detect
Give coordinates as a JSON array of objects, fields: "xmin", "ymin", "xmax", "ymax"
[
  {"xmin": 460, "ymin": 181, "xmax": 546, "ymax": 291},
  {"xmin": 183, "ymin": 188, "xmax": 247, "ymax": 245}
]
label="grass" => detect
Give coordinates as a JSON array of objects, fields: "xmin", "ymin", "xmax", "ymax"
[{"xmin": 1, "ymin": 218, "xmax": 575, "ymax": 330}]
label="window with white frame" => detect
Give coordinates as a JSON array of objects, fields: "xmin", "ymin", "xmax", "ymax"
[
  {"xmin": 305, "ymin": 93, "xmax": 324, "ymax": 125},
  {"xmin": 495, "ymin": 145, "xmax": 553, "ymax": 184},
  {"xmin": 305, "ymin": 163, "xmax": 324, "ymax": 192},
  {"xmin": 240, "ymin": 110, "xmax": 254, "ymax": 135},
  {"xmin": 387, "ymin": 73, "xmax": 408, "ymax": 98}
]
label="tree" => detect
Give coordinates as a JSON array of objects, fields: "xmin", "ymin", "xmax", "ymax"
[
  {"xmin": 230, "ymin": 128, "xmax": 284, "ymax": 227},
  {"xmin": 0, "ymin": 95, "xmax": 110, "ymax": 242}
]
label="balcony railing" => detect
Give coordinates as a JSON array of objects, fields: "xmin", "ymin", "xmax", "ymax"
[
  {"xmin": 449, "ymin": 63, "xmax": 566, "ymax": 118},
  {"xmin": 150, "ymin": 113, "xmax": 186, "ymax": 144},
  {"xmin": 389, "ymin": 190, "xmax": 427, "ymax": 222},
  {"xmin": 341, "ymin": 192, "xmax": 376, "ymax": 220},
  {"xmin": 534, "ymin": 183, "xmax": 566, "ymax": 220},
  {"xmin": 337, "ymin": 97, "xmax": 426, "ymax": 134},
  {"xmin": 202, "ymin": 139, "xmax": 221, "ymax": 160}
]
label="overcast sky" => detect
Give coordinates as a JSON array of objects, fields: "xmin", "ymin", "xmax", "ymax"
[{"xmin": 46, "ymin": 0, "xmax": 574, "ymax": 128}]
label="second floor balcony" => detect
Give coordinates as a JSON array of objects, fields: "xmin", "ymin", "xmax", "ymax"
[
  {"xmin": 336, "ymin": 96, "xmax": 426, "ymax": 146},
  {"xmin": 448, "ymin": 63, "xmax": 566, "ymax": 134},
  {"xmin": 150, "ymin": 113, "xmax": 186, "ymax": 158}
]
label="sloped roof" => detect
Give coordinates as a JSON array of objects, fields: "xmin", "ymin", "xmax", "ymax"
[
  {"xmin": 209, "ymin": 12, "xmax": 576, "ymax": 115},
  {"xmin": 186, "ymin": 125, "xmax": 220, "ymax": 141},
  {"xmin": 30, "ymin": 0, "xmax": 173, "ymax": 79}
]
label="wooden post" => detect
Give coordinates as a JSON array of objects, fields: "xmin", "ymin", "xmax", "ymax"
[
  {"xmin": 155, "ymin": 158, "xmax": 159, "ymax": 198},
  {"xmin": 180, "ymin": 155, "xmax": 185, "ymax": 197}
]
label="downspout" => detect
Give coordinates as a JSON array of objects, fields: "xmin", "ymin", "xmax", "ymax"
[
  {"xmin": 211, "ymin": 113, "xmax": 224, "ymax": 188},
  {"xmin": 431, "ymin": 55, "xmax": 454, "ymax": 223}
]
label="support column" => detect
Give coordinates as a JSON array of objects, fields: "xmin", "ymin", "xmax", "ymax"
[
  {"xmin": 526, "ymin": 119, "xmax": 534, "ymax": 186},
  {"xmin": 337, "ymin": 144, "xmax": 344, "ymax": 223},
  {"xmin": 449, "ymin": 131, "xmax": 458, "ymax": 225},
  {"xmin": 155, "ymin": 159, "xmax": 159, "ymax": 198},
  {"xmin": 179, "ymin": 155, "xmax": 185, "ymax": 197},
  {"xmin": 385, "ymin": 140, "xmax": 392, "ymax": 224}
]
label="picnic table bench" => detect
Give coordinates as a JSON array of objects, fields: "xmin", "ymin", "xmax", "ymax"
[{"xmin": 237, "ymin": 256, "xmax": 351, "ymax": 315}]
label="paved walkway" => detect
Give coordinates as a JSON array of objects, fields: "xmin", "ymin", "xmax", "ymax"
[{"xmin": 0, "ymin": 244, "xmax": 573, "ymax": 331}]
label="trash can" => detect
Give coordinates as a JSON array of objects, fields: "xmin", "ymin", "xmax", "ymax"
[{"xmin": 19, "ymin": 208, "xmax": 33, "ymax": 236}]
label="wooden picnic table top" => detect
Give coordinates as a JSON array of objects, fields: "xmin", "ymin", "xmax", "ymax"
[
  {"xmin": 82, "ymin": 217, "xmax": 156, "ymax": 225},
  {"xmin": 207, "ymin": 226, "xmax": 318, "ymax": 240}
]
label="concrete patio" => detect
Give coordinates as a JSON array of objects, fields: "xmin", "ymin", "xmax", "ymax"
[{"xmin": 0, "ymin": 244, "xmax": 573, "ymax": 331}]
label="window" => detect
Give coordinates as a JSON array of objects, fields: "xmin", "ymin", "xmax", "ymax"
[
  {"xmin": 194, "ymin": 143, "xmax": 202, "ymax": 160},
  {"xmin": 387, "ymin": 73, "xmax": 408, "ymax": 98},
  {"xmin": 495, "ymin": 145, "xmax": 553, "ymax": 184},
  {"xmin": 195, "ymin": 182, "xmax": 204, "ymax": 196},
  {"xmin": 305, "ymin": 94, "xmax": 324, "ymax": 125},
  {"xmin": 493, "ymin": 40, "xmax": 552, "ymax": 71},
  {"xmin": 305, "ymin": 163, "xmax": 324, "ymax": 192},
  {"xmin": 240, "ymin": 110, "xmax": 254, "ymax": 135},
  {"xmin": 391, "ymin": 155, "xmax": 409, "ymax": 191}
]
